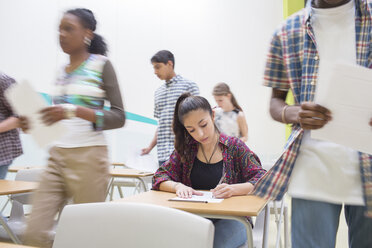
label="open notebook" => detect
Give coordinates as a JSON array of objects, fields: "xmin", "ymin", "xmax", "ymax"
[{"xmin": 169, "ymin": 191, "xmax": 224, "ymax": 203}]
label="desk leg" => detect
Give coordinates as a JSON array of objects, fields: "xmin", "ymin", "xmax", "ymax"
[
  {"xmin": 137, "ymin": 178, "xmax": 147, "ymax": 192},
  {"xmin": 262, "ymin": 204, "xmax": 270, "ymax": 248},
  {"xmin": 199, "ymin": 214, "xmax": 253, "ymax": 248},
  {"xmin": 106, "ymin": 177, "xmax": 114, "ymax": 201},
  {"xmin": 0, "ymin": 214, "xmax": 21, "ymax": 244},
  {"xmin": 0, "ymin": 197, "xmax": 10, "ymax": 212}
]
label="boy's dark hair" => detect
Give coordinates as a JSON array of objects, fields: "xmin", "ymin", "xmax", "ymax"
[{"xmin": 151, "ymin": 50, "xmax": 175, "ymax": 68}]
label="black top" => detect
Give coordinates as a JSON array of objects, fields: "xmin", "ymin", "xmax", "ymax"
[{"xmin": 190, "ymin": 157, "xmax": 223, "ymax": 190}]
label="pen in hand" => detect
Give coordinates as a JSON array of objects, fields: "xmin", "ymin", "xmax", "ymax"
[
  {"xmin": 217, "ymin": 171, "xmax": 226, "ymax": 185},
  {"xmin": 212, "ymin": 171, "xmax": 227, "ymax": 198}
]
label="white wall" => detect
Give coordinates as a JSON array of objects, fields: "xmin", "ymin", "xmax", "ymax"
[{"xmin": 0, "ymin": 0, "xmax": 285, "ymax": 166}]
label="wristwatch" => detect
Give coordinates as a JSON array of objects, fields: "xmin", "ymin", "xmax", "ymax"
[{"xmin": 61, "ymin": 104, "xmax": 77, "ymax": 119}]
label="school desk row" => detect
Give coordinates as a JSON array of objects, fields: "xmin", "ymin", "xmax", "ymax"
[{"xmin": 0, "ymin": 166, "xmax": 269, "ymax": 248}]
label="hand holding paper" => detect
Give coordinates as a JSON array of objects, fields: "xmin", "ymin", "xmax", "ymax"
[
  {"xmin": 312, "ymin": 63, "xmax": 372, "ymax": 154},
  {"xmin": 5, "ymin": 81, "xmax": 66, "ymax": 148},
  {"xmin": 298, "ymin": 102, "xmax": 332, "ymax": 130}
]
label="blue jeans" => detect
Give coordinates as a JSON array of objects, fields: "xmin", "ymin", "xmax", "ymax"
[
  {"xmin": 292, "ymin": 198, "xmax": 372, "ymax": 248},
  {"xmin": 212, "ymin": 219, "xmax": 247, "ymax": 248},
  {"xmin": 0, "ymin": 164, "xmax": 10, "ymax": 179}
]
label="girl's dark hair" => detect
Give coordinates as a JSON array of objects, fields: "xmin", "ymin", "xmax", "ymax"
[
  {"xmin": 212, "ymin": 82, "xmax": 243, "ymax": 111},
  {"xmin": 173, "ymin": 92, "xmax": 213, "ymax": 162},
  {"xmin": 66, "ymin": 8, "xmax": 107, "ymax": 56}
]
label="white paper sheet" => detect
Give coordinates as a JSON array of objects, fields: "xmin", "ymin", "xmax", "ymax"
[
  {"xmin": 312, "ymin": 63, "xmax": 372, "ymax": 154},
  {"xmin": 169, "ymin": 191, "xmax": 224, "ymax": 203},
  {"xmin": 125, "ymin": 150, "xmax": 159, "ymax": 173},
  {"xmin": 5, "ymin": 81, "xmax": 66, "ymax": 148}
]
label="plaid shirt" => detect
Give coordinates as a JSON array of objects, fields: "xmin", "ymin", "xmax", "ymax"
[
  {"xmin": 0, "ymin": 73, "xmax": 22, "ymax": 166},
  {"xmin": 152, "ymin": 133, "xmax": 266, "ymax": 190},
  {"xmin": 253, "ymin": 0, "xmax": 372, "ymax": 217},
  {"xmin": 154, "ymin": 75, "xmax": 199, "ymax": 162}
]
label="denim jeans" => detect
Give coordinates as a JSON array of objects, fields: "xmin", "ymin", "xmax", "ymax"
[
  {"xmin": 292, "ymin": 198, "xmax": 372, "ymax": 248},
  {"xmin": 0, "ymin": 164, "xmax": 10, "ymax": 179},
  {"xmin": 212, "ymin": 219, "xmax": 247, "ymax": 248}
]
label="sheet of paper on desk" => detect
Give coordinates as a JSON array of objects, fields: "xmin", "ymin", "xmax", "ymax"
[
  {"xmin": 5, "ymin": 81, "xmax": 66, "ymax": 148},
  {"xmin": 169, "ymin": 191, "xmax": 224, "ymax": 203},
  {"xmin": 312, "ymin": 63, "xmax": 372, "ymax": 154}
]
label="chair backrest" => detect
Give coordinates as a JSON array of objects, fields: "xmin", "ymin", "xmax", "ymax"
[
  {"xmin": 12, "ymin": 168, "xmax": 44, "ymax": 204},
  {"xmin": 14, "ymin": 168, "xmax": 43, "ymax": 181},
  {"xmin": 0, "ymin": 168, "xmax": 45, "ymax": 238},
  {"xmin": 52, "ymin": 202, "xmax": 214, "ymax": 248}
]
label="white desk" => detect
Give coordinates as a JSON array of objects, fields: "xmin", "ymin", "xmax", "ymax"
[
  {"xmin": 107, "ymin": 168, "xmax": 154, "ymax": 200},
  {"xmin": 0, "ymin": 241, "xmax": 37, "ymax": 247},
  {"xmin": 0, "ymin": 180, "xmax": 38, "ymax": 244}
]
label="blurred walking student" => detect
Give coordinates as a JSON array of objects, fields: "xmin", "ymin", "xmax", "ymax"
[
  {"xmin": 212, "ymin": 82, "xmax": 248, "ymax": 142},
  {"xmin": 152, "ymin": 93, "xmax": 266, "ymax": 248},
  {"xmin": 24, "ymin": 8, "xmax": 125, "ymax": 247},
  {"xmin": 141, "ymin": 50, "xmax": 199, "ymax": 165},
  {"xmin": 254, "ymin": 0, "xmax": 372, "ymax": 247}
]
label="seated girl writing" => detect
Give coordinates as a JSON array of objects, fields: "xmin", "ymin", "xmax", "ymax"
[{"xmin": 152, "ymin": 93, "xmax": 266, "ymax": 248}]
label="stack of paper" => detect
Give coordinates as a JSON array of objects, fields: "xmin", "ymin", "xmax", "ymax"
[
  {"xmin": 169, "ymin": 191, "xmax": 224, "ymax": 203},
  {"xmin": 312, "ymin": 63, "xmax": 372, "ymax": 154},
  {"xmin": 5, "ymin": 81, "xmax": 66, "ymax": 148}
]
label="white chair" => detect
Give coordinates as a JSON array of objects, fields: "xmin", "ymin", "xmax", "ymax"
[
  {"xmin": 109, "ymin": 154, "xmax": 158, "ymax": 199},
  {"xmin": 252, "ymin": 205, "xmax": 270, "ymax": 248},
  {"xmin": 260, "ymin": 162, "xmax": 290, "ymax": 248},
  {"xmin": 108, "ymin": 165, "xmax": 152, "ymax": 200},
  {"xmin": 0, "ymin": 168, "xmax": 44, "ymax": 240},
  {"xmin": 239, "ymin": 200, "xmax": 289, "ymax": 248},
  {"xmin": 52, "ymin": 202, "xmax": 214, "ymax": 248},
  {"xmin": 270, "ymin": 200, "xmax": 289, "ymax": 248}
]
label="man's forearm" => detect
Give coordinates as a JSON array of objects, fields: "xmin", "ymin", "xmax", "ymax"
[{"xmin": 270, "ymin": 89, "xmax": 300, "ymax": 124}]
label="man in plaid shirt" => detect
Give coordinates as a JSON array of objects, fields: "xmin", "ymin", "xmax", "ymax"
[
  {"xmin": 0, "ymin": 73, "xmax": 23, "ymax": 179},
  {"xmin": 254, "ymin": 0, "xmax": 372, "ymax": 247}
]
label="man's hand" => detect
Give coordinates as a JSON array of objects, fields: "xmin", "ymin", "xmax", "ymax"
[{"xmin": 298, "ymin": 102, "xmax": 332, "ymax": 130}]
